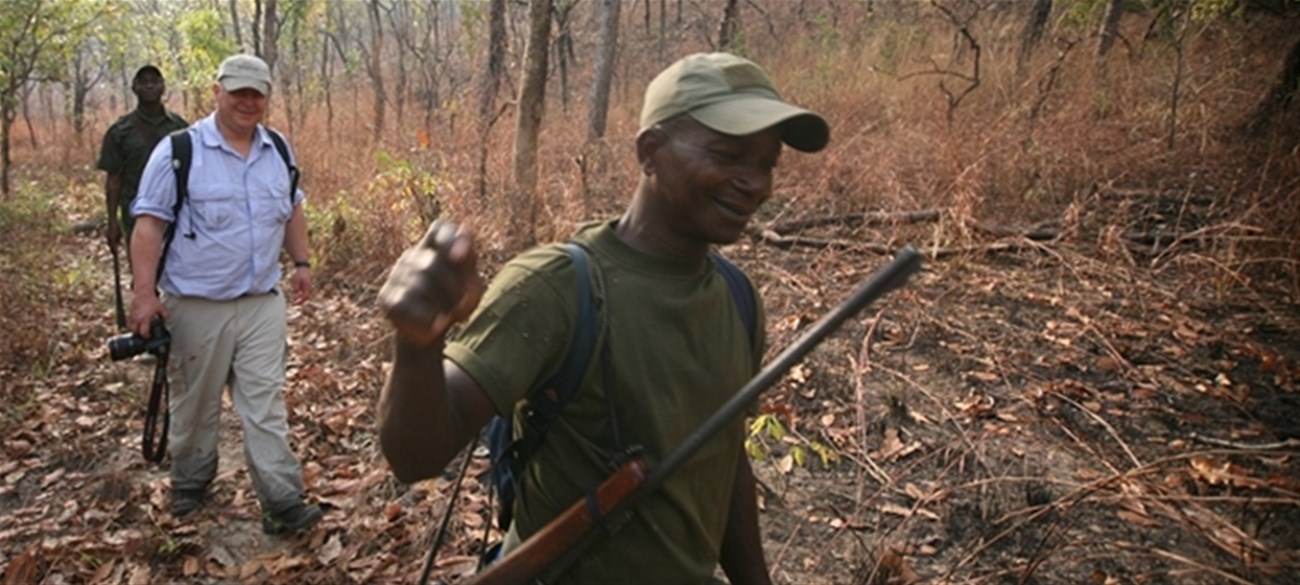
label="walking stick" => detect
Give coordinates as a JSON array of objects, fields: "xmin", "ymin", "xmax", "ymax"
[{"xmin": 112, "ymin": 245, "xmax": 127, "ymax": 331}]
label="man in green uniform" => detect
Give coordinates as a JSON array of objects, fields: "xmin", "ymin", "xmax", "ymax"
[
  {"xmin": 376, "ymin": 53, "xmax": 829, "ymax": 584},
  {"xmin": 97, "ymin": 65, "xmax": 188, "ymax": 259}
]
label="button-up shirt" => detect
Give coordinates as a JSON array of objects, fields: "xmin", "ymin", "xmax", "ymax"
[
  {"xmin": 96, "ymin": 109, "xmax": 189, "ymax": 203},
  {"xmin": 133, "ymin": 114, "xmax": 304, "ymax": 300}
]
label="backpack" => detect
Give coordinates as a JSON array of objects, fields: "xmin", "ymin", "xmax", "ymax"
[
  {"xmin": 485, "ymin": 242, "xmax": 758, "ymax": 532},
  {"xmin": 157, "ymin": 128, "xmax": 299, "ymax": 282}
]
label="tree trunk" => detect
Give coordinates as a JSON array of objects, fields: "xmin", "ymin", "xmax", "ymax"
[
  {"xmin": 285, "ymin": 14, "xmax": 302, "ymax": 134},
  {"xmin": 385, "ymin": 2, "xmax": 411, "ymax": 130},
  {"xmin": 556, "ymin": 1, "xmax": 575, "ymax": 112},
  {"xmin": 481, "ymin": 0, "xmax": 507, "ymax": 119},
  {"xmin": 513, "ymin": 0, "xmax": 553, "ymax": 250},
  {"xmin": 658, "ymin": 0, "xmax": 666, "ymax": 59},
  {"xmin": 1096, "ymin": 0, "xmax": 1124, "ymax": 64},
  {"xmin": 1247, "ymin": 35, "xmax": 1300, "ymax": 135},
  {"xmin": 320, "ymin": 22, "xmax": 333, "ymax": 136},
  {"xmin": 1, "ymin": 82, "xmax": 15, "ymax": 197},
  {"xmin": 428, "ymin": 2, "xmax": 443, "ymax": 128},
  {"xmin": 229, "ymin": 0, "xmax": 244, "ymax": 49},
  {"xmin": 366, "ymin": 0, "xmax": 386, "ymax": 142},
  {"xmin": 1017, "ymin": 0, "xmax": 1052, "ymax": 70},
  {"xmin": 717, "ymin": 0, "xmax": 740, "ymax": 51},
  {"xmin": 587, "ymin": 0, "xmax": 621, "ymax": 142},
  {"xmin": 262, "ymin": 0, "xmax": 279, "ymax": 72},
  {"xmin": 71, "ymin": 51, "xmax": 90, "ymax": 139},
  {"xmin": 252, "ymin": 0, "xmax": 263, "ymax": 57}
]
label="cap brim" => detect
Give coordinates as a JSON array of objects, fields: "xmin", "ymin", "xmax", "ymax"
[
  {"xmin": 689, "ymin": 96, "xmax": 830, "ymax": 153},
  {"xmin": 220, "ymin": 78, "xmax": 270, "ymax": 96}
]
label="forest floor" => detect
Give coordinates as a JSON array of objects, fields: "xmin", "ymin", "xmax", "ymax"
[{"xmin": 3, "ymin": 180, "xmax": 1300, "ymax": 585}]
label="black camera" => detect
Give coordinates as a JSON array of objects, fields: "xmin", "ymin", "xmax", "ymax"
[{"xmin": 108, "ymin": 318, "xmax": 170, "ymax": 361}]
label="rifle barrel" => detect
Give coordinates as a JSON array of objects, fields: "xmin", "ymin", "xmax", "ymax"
[{"xmin": 542, "ymin": 246, "xmax": 924, "ymax": 581}]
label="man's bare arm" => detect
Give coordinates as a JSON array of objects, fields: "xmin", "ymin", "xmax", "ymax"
[
  {"xmin": 378, "ymin": 344, "xmax": 497, "ymax": 483},
  {"xmin": 376, "ymin": 220, "xmax": 489, "ymax": 483},
  {"xmin": 719, "ymin": 452, "xmax": 772, "ymax": 585},
  {"xmin": 105, "ymin": 173, "xmax": 123, "ymax": 249},
  {"xmin": 283, "ymin": 204, "xmax": 310, "ymax": 265},
  {"xmin": 128, "ymin": 215, "xmax": 168, "ymax": 336}
]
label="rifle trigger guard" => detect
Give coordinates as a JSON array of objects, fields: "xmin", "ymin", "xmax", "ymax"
[{"xmin": 607, "ymin": 444, "xmax": 644, "ymax": 470}]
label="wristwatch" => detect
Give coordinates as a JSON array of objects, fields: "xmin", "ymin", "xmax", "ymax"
[{"xmin": 293, "ymin": 260, "xmax": 311, "ymax": 269}]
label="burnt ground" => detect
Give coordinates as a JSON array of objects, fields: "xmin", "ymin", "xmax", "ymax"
[{"xmin": 2, "ymin": 184, "xmax": 1299, "ymax": 584}]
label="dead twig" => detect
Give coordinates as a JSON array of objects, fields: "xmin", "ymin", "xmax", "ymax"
[
  {"xmin": 850, "ymin": 310, "xmax": 893, "ymax": 487},
  {"xmin": 1188, "ymin": 433, "xmax": 1300, "ymax": 451},
  {"xmin": 1049, "ymin": 391, "xmax": 1143, "ymax": 469},
  {"xmin": 1150, "ymin": 548, "xmax": 1256, "ymax": 585}
]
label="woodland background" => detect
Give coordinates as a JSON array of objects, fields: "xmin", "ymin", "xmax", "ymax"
[{"xmin": 3, "ymin": 0, "xmax": 1300, "ymax": 583}]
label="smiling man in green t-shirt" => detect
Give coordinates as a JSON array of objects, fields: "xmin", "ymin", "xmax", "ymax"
[{"xmin": 377, "ymin": 53, "xmax": 830, "ymax": 584}]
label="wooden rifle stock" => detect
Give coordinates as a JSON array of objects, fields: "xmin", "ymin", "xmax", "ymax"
[
  {"xmin": 465, "ymin": 459, "xmax": 647, "ymax": 585},
  {"xmin": 468, "ymin": 246, "xmax": 923, "ymax": 585}
]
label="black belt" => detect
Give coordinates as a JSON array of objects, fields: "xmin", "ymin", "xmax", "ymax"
[{"xmin": 239, "ymin": 288, "xmax": 279, "ymax": 298}]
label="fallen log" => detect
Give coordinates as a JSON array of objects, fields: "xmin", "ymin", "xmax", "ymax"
[
  {"xmin": 753, "ymin": 229, "xmax": 1045, "ymax": 258},
  {"xmin": 761, "ymin": 209, "xmax": 943, "ymax": 235}
]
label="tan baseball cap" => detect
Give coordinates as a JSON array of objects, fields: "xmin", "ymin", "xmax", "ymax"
[
  {"xmin": 217, "ymin": 54, "xmax": 271, "ymax": 96},
  {"xmin": 640, "ymin": 53, "xmax": 829, "ymax": 152}
]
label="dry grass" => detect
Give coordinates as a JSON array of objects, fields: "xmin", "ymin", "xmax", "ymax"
[
  {"xmin": 7, "ymin": 6, "xmax": 1293, "ymax": 292},
  {"xmin": 2, "ymin": 4, "xmax": 1298, "ymax": 583}
]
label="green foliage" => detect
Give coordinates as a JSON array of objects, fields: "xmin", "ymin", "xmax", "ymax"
[
  {"xmin": 0, "ymin": 0, "xmax": 109, "ymax": 113},
  {"xmin": 1059, "ymin": 0, "xmax": 1110, "ymax": 30},
  {"xmin": 304, "ymin": 189, "xmax": 362, "ymax": 270},
  {"xmin": 371, "ymin": 150, "xmax": 443, "ymax": 226},
  {"xmin": 305, "ymin": 151, "xmax": 448, "ymax": 273},
  {"xmin": 176, "ymin": 9, "xmax": 236, "ymax": 92},
  {"xmin": 874, "ymin": 20, "xmax": 903, "ymax": 77},
  {"xmin": 50, "ymin": 258, "xmax": 94, "ymax": 290},
  {"xmin": 813, "ymin": 12, "xmax": 840, "ymax": 53},
  {"xmin": 726, "ymin": 28, "xmax": 751, "ymax": 58},
  {"xmin": 745, "ymin": 413, "xmax": 841, "ymax": 470},
  {"xmin": 0, "ymin": 185, "xmax": 59, "ymax": 229},
  {"xmin": 0, "ymin": 182, "xmax": 68, "ymax": 372},
  {"xmin": 1190, "ymin": 0, "xmax": 1244, "ymax": 19}
]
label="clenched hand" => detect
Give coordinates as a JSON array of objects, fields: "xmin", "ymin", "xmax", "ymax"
[{"xmin": 378, "ymin": 220, "xmax": 484, "ymax": 346}]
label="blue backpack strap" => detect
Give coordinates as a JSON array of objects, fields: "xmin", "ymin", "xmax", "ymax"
[
  {"xmin": 265, "ymin": 128, "xmax": 300, "ymax": 203},
  {"xmin": 527, "ymin": 243, "xmax": 598, "ymax": 424},
  {"xmin": 489, "ymin": 242, "xmax": 599, "ymax": 529},
  {"xmin": 710, "ymin": 251, "xmax": 757, "ymax": 349}
]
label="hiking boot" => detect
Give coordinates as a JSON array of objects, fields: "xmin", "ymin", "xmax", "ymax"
[
  {"xmin": 169, "ymin": 488, "xmax": 206, "ymax": 518},
  {"xmin": 262, "ymin": 503, "xmax": 323, "ymax": 535}
]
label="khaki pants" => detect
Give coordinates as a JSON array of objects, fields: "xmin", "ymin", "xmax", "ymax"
[{"xmin": 164, "ymin": 291, "xmax": 306, "ymax": 514}]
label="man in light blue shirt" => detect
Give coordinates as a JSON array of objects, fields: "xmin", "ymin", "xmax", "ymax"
[{"xmin": 128, "ymin": 54, "xmax": 322, "ymax": 536}]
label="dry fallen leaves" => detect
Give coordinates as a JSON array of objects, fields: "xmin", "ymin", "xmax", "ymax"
[{"xmin": 1188, "ymin": 456, "xmax": 1263, "ymax": 489}]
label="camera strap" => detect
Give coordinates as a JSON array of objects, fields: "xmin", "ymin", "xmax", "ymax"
[{"xmin": 141, "ymin": 351, "xmax": 170, "ymax": 464}]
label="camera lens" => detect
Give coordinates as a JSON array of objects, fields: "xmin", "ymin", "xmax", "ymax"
[{"xmin": 107, "ymin": 334, "xmax": 143, "ymax": 362}]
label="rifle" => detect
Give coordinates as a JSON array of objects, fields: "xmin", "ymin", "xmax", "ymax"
[
  {"xmin": 466, "ymin": 246, "xmax": 924, "ymax": 585},
  {"xmin": 111, "ymin": 244, "xmax": 127, "ymax": 331}
]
